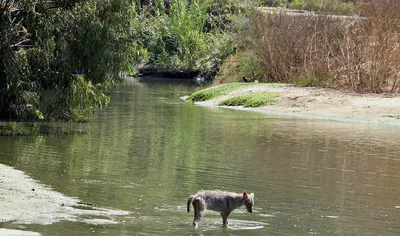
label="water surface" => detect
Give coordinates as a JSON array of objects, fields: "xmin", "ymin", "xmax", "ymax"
[{"xmin": 1, "ymin": 78, "xmax": 400, "ymax": 235}]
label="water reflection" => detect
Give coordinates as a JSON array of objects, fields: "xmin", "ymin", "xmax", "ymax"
[{"xmin": 0, "ymin": 78, "xmax": 400, "ymax": 235}]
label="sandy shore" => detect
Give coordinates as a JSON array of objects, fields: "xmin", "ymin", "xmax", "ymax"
[
  {"xmin": 0, "ymin": 164, "xmax": 129, "ymax": 234},
  {"xmin": 195, "ymin": 85, "xmax": 400, "ymax": 125}
]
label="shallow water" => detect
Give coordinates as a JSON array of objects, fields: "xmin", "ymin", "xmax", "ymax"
[{"xmin": 1, "ymin": 78, "xmax": 400, "ymax": 235}]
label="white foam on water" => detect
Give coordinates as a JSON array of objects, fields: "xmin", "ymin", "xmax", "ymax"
[
  {"xmin": 324, "ymin": 216, "xmax": 339, "ymax": 219},
  {"xmin": 259, "ymin": 214, "xmax": 275, "ymax": 217},
  {"xmin": 81, "ymin": 219, "xmax": 119, "ymax": 225}
]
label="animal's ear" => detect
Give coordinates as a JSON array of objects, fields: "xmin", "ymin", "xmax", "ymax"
[
  {"xmin": 243, "ymin": 190, "xmax": 248, "ymax": 199},
  {"xmin": 250, "ymin": 193, "xmax": 254, "ymax": 200}
]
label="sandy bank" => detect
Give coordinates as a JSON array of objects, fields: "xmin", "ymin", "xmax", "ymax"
[
  {"xmin": 0, "ymin": 164, "xmax": 129, "ymax": 228},
  {"xmin": 0, "ymin": 229, "xmax": 41, "ymax": 236},
  {"xmin": 194, "ymin": 85, "xmax": 400, "ymax": 125}
]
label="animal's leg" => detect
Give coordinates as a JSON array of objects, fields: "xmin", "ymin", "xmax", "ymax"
[
  {"xmin": 193, "ymin": 198, "xmax": 205, "ymax": 228},
  {"xmin": 221, "ymin": 212, "xmax": 231, "ymax": 226}
]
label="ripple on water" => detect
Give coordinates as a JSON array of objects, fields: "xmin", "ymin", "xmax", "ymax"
[
  {"xmin": 259, "ymin": 214, "xmax": 275, "ymax": 218},
  {"xmin": 324, "ymin": 215, "xmax": 339, "ymax": 219},
  {"xmin": 81, "ymin": 219, "xmax": 119, "ymax": 225},
  {"xmin": 199, "ymin": 219, "xmax": 268, "ymax": 231}
]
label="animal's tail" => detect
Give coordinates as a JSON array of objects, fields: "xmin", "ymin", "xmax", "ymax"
[{"xmin": 187, "ymin": 195, "xmax": 194, "ymax": 212}]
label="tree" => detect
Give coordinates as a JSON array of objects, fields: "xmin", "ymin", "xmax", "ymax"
[{"xmin": 0, "ymin": 0, "xmax": 138, "ymax": 121}]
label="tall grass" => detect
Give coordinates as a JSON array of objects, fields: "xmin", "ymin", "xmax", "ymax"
[
  {"xmin": 131, "ymin": 0, "xmax": 236, "ymax": 74},
  {"xmin": 243, "ymin": 0, "xmax": 400, "ymax": 93}
]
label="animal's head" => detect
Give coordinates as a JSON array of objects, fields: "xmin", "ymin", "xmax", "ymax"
[{"xmin": 242, "ymin": 190, "xmax": 255, "ymax": 213}]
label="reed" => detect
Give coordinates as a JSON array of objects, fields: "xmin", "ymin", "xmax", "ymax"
[
  {"xmin": 244, "ymin": 0, "xmax": 400, "ymax": 92},
  {"xmin": 131, "ymin": 0, "xmax": 236, "ymax": 74}
]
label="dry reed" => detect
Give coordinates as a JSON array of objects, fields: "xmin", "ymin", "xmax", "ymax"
[{"xmin": 248, "ymin": 1, "xmax": 400, "ymax": 92}]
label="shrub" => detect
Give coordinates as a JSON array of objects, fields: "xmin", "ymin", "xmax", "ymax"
[
  {"xmin": 215, "ymin": 50, "xmax": 265, "ymax": 83},
  {"xmin": 243, "ymin": 1, "xmax": 400, "ymax": 92},
  {"xmin": 131, "ymin": 0, "xmax": 236, "ymax": 74},
  {"xmin": 0, "ymin": 0, "xmax": 136, "ymax": 121}
]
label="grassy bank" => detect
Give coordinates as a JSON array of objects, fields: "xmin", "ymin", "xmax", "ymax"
[
  {"xmin": 220, "ymin": 92, "xmax": 279, "ymax": 107},
  {"xmin": 187, "ymin": 83, "xmax": 256, "ymax": 102},
  {"xmin": 187, "ymin": 83, "xmax": 287, "ymax": 108}
]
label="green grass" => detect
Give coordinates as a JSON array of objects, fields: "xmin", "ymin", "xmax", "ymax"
[
  {"xmin": 187, "ymin": 83, "xmax": 253, "ymax": 102},
  {"xmin": 219, "ymin": 92, "xmax": 279, "ymax": 107},
  {"xmin": 187, "ymin": 83, "xmax": 287, "ymax": 102}
]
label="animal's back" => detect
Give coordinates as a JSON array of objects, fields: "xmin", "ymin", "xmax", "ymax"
[{"xmin": 195, "ymin": 190, "xmax": 237, "ymax": 212}]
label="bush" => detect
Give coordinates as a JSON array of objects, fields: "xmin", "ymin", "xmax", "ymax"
[
  {"xmin": 0, "ymin": 0, "xmax": 136, "ymax": 121},
  {"xmin": 131, "ymin": 0, "xmax": 236, "ymax": 74},
  {"xmin": 242, "ymin": 1, "xmax": 400, "ymax": 92},
  {"xmin": 215, "ymin": 50, "xmax": 265, "ymax": 83}
]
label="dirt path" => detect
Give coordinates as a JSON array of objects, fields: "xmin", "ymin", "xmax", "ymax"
[{"xmin": 195, "ymin": 85, "xmax": 400, "ymax": 125}]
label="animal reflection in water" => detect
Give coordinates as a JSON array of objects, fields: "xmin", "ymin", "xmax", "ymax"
[{"xmin": 187, "ymin": 190, "xmax": 255, "ymax": 228}]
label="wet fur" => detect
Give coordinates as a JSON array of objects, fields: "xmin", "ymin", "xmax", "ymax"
[{"xmin": 187, "ymin": 190, "xmax": 254, "ymax": 227}]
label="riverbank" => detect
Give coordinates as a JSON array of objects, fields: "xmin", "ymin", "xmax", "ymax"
[
  {"xmin": 190, "ymin": 84, "xmax": 400, "ymax": 125},
  {"xmin": 0, "ymin": 164, "xmax": 129, "ymax": 233}
]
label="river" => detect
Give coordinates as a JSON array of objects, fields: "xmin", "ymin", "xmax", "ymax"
[{"xmin": 1, "ymin": 77, "xmax": 400, "ymax": 235}]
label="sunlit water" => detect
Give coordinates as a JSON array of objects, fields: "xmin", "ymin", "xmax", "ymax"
[{"xmin": 1, "ymin": 77, "xmax": 400, "ymax": 236}]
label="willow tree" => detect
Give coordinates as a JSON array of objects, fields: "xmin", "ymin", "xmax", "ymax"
[{"xmin": 0, "ymin": 0, "xmax": 138, "ymax": 121}]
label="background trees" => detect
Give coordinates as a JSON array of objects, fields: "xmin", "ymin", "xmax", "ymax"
[
  {"xmin": 130, "ymin": 0, "xmax": 236, "ymax": 75},
  {"xmin": 1, "ymin": 0, "xmax": 136, "ymax": 121},
  {"xmin": 0, "ymin": 0, "xmax": 236, "ymax": 121}
]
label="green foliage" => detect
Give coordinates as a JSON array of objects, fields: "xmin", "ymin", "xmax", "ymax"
[
  {"xmin": 215, "ymin": 51, "xmax": 265, "ymax": 83},
  {"xmin": 0, "ymin": 0, "xmax": 240, "ymax": 122},
  {"xmin": 187, "ymin": 82, "xmax": 287, "ymax": 102},
  {"xmin": 131, "ymin": 0, "xmax": 236, "ymax": 74},
  {"xmin": 219, "ymin": 92, "xmax": 279, "ymax": 107},
  {"xmin": 293, "ymin": 75, "xmax": 330, "ymax": 87},
  {"xmin": 237, "ymin": 51, "xmax": 265, "ymax": 80},
  {"xmin": 187, "ymin": 83, "xmax": 254, "ymax": 102},
  {"xmin": 261, "ymin": 0, "xmax": 287, "ymax": 7},
  {"xmin": 1, "ymin": 0, "xmax": 138, "ymax": 121}
]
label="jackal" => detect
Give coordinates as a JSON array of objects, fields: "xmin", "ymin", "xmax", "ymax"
[{"xmin": 186, "ymin": 190, "xmax": 254, "ymax": 227}]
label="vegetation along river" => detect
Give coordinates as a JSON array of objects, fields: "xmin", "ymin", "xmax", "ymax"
[{"xmin": 1, "ymin": 77, "xmax": 400, "ymax": 236}]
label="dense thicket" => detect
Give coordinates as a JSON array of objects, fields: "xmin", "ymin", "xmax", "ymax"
[
  {"xmin": 4, "ymin": 0, "xmax": 396, "ymax": 121},
  {"xmin": 130, "ymin": 0, "xmax": 236, "ymax": 75},
  {"xmin": 0, "ymin": 0, "xmax": 236, "ymax": 121},
  {"xmin": 1, "ymin": 0, "xmax": 138, "ymax": 121},
  {"xmin": 217, "ymin": 0, "xmax": 400, "ymax": 93}
]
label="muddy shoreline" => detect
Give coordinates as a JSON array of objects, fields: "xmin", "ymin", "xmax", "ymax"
[{"xmin": 193, "ymin": 85, "xmax": 400, "ymax": 126}]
